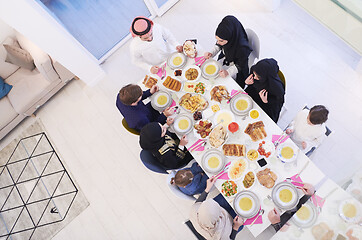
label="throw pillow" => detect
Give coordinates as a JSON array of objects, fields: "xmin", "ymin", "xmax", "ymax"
[
  {"xmin": 4, "ymin": 42, "xmax": 35, "ymax": 70},
  {"xmin": 0, "ymin": 76, "xmax": 13, "ymax": 99}
]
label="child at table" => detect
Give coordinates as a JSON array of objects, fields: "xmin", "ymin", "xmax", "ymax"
[
  {"xmin": 170, "ymin": 162, "xmax": 208, "ymax": 196},
  {"xmin": 286, "ymin": 105, "xmax": 329, "ymax": 153},
  {"xmin": 116, "ymin": 84, "xmax": 173, "ymax": 131}
]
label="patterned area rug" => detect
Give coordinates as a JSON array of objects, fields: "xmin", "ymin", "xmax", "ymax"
[{"xmin": 0, "ymin": 121, "xmax": 89, "ymax": 240}]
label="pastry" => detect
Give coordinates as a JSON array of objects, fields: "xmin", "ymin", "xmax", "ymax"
[
  {"xmin": 244, "ymin": 121, "xmax": 267, "ymax": 142},
  {"xmin": 210, "ymin": 85, "xmax": 230, "ymax": 102},
  {"xmin": 222, "ymin": 144, "xmax": 246, "ymax": 156},
  {"xmin": 142, "ymin": 75, "xmax": 158, "ymax": 88},
  {"xmin": 163, "ymin": 76, "xmax": 181, "ymax": 91},
  {"xmin": 256, "ymin": 168, "xmax": 277, "ymax": 189}
]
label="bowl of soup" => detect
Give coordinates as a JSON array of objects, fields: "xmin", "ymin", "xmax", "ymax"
[
  {"xmin": 201, "ymin": 149, "xmax": 225, "ymax": 173},
  {"xmin": 271, "ymin": 182, "xmax": 299, "ymax": 210},
  {"xmin": 233, "ymin": 191, "xmax": 260, "ymax": 218},
  {"xmin": 230, "ymin": 94, "xmax": 253, "ymax": 116}
]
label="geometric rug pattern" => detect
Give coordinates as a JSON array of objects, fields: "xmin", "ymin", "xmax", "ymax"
[{"xmin": 0, "ymin": 132, "xmax": 79, "ymax": 240}]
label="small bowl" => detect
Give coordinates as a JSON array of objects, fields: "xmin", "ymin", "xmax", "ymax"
[{"xmin": 249, "ymin": 109, "xmax": 260, "ymax": 120}]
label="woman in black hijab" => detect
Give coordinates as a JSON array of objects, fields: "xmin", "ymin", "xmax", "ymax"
[
  {"xmin": 204, "ymin": 15, "xmax": 252, "ymax": 88},
  {"xmin": 140, "ymin": 122, "xmax": 193, "ymax": 169},
  {"xmin": 245, "ymin": 58, "xmax": 285, "ymax": 123}
]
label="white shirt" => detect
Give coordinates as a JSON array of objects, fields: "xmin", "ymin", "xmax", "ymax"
[
  {"xmin": 209, "ymin": 45, "xmax": 238, "ymax": 78},
  {"xmin": 289, "ymin": 109, "xmax": 326, "ymax": 153},
  {"xmin": 130, "ymin": 24, "xmax": 179, "ymax": 71}
]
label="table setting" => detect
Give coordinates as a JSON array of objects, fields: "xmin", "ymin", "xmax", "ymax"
[{"xmin": 138, "ymin": 42, "xmax": 360, "ymax": 238}]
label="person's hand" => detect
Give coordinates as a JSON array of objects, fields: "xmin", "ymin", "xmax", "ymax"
[
  {"xmin": 233, "ymin": 216, "xmax": 244, "ymax": 230},
  {"xmin": 259, "ymin": 89, "xmax": 268, "ymax": 103},
  {"xmin": 268, "ymin": 208, "xmax": 281, "ymax": 224},
  {"xmin": 301, "ymin": 141, "xmax": 307, "ymax": 149},
  {"xmin": 163, "ymin": 107, "xmax": 174, "ymax": 117},
  {"xmin": 205, "ymin": 176, "xmax": 217, "ymax": 193},
  {"xmin": 166, "ymin": 117, "xmax": 174, "ymax": 126},
  {"xmin": 150, "ymin": 84, "xmax": 159, "ymax": 94},
  {"xmin": 204, "ymin": 52, "xmax": 212, "ymax": 59},
  {"xmin": 176, "ymin": 45, "xmax": 183, "ymax": 53},
  {"xmin": 219, "ymin": 70, "xmax": 229, "ymax": 78},
  {"xmin": 150, "ymin": 66, "xmax": 159, "ymax": 74},
  {"xmin": 301, "ymin": 183, "xmax": 315, "ymax": 196},
  {"xmin": 179, "ymin": 135, "xmax": 188, "ymax": 146},
  {"xmin": 286, "ymin": 128, "xmax": 293, "ymax": 134},
  {"xmin": 245, "ymin": 74, "xmax": 254, "ymax": 85}
]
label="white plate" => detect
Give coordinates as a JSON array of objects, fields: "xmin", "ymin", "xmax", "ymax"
[
  {"xmin": 291, "ymin": 201, "xmax": 318, "ymax": 228},
  {"xmin": 228, "ymin": 158, "xmax": 248, "ymax": 181},
  {"xmin": 230, "ymin": 94, "xmax": 253, "ymax": 116},
  {"xmin": 201, "ymin": 149, "xmax": 225, "ymax": 173},
  {"xmin": 213, "ymin": 109, "xmax": 235, "ymax": 128},
  {"xmin": 277, "ymin": 143, "xmax": 298, "ymax": 163},
  {"xmin": 257, "ymin": 140, "xmax": 275, "ymax": 159},
  {"xmin": 150, "ymin": 90, "xmax": 172, "ymax": 112},
  {"xmin": 182, "ymin": 65, "xmax": 201, "ymax": 81},
  {"xmin": 233, "ymin": 190, "xmax": 260, "ymax": 218},
  {"xmin": 339, "ymin": 199, "xmax": 361, "ymax": 223},
  {"xmin": 172, "ymin": 114, "xmax": 193, "ymax": 135},
  {"xmin": 179, "ymin": 93, "xmax": 209, "ymax": 113},
  {"xmin": 271, "ymin": 182, "xmax": 299, "ymax": 210},
  {"xmin": 193, "ymin": 120, "xmax": 213, "ymax": 140},
  {"xmin": 167, "ymin": 52, "xmax": 187, "ymax": 69},
  {"xmin": 242, "ymin": 170, "xmax": 257, "ymax": 190},
  {"xmin": 208, "ymin": 125, "xmax": 228, "ymax": 148},
  {"xmin": 201, "ymin": 59, "xmax": 220, "ymax": 79},
  {"xmin": 183, "ymin": 41, "xmax": 197, "ymax": 58}
]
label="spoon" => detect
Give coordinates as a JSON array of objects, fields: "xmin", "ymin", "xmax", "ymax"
[{"xmin": 250, "ymin": 209, "xmax": 264, "ymax": 226}]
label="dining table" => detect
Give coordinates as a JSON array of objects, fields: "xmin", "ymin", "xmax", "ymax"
[{"xmin": 139, "ymin": 48, "xmax": 360, "ymax": 238}]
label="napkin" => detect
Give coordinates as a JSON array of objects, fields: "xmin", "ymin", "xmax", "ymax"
[
  {"xmin": 188, "ymin": 139, "xmax": 205, "ymax": 152},
  {"xmin": 243, "ymin": 212, "xmax": 263, "ymax": 225},
  {"xmin": 216, "ymin": 162, "xmax": 231, "ymax": 180},
  {"xmin": 285, "ymin": 174, "xmax": 304, "ymax": 187},
  {"xmin": 170, "ymin": 100, "xmax": 176, "ymax": 108},
  {"xmin": 287, "ymin": 174, "xmax": 325, "ymax": 210},
  {"xmin": 272, "ymin": 134, "xmax": 290, "ymax": 145},
  {"xmin": 194, "ymin": 56, "xmax": 206, "ymax": 66},
  {"xmin": 310, "ymin": 194, "xmax": 325, "ymax": 210},
  {"xmin": 156, "ymin": 63, "xmax": 166, "ymax": 78}
]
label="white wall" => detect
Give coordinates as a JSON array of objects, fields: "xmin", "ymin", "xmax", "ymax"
[
  {"xmin": 0, "ymin": 0, "xmax": 106, "ymax": 86},
  {"xmin": 293, "ymin": 0, "xmax": 362, "ymax": 56}
]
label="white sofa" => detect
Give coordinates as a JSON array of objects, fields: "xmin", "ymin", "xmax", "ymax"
[{"xmin": 0, "ymin": 32, "xmax": 75, "ymax": 140}]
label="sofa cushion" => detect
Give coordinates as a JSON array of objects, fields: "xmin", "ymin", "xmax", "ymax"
[
  {"xmin": 0, "ymin": 76, "xmax": 12, "ymax": 99},
  {"xmin": 4, "ymin": 42, "xmax": 35, "ymax": 70},
  {"xmin": 0, "ymin": 37, "xmax": 20, "ymax": 79},
  {"xmin": 16, "ymin": 32, "xmax": 60, "ymax": 82},
  {"xmin": 5, "ymin": 68, "xmax": 58, "ymax": 113},
  {"xmin": 0, "ymin": 96, "xmax": 18, "ymax": 130}
]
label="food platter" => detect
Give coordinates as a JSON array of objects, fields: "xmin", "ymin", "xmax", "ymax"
[
  {"xmin": 209, "ymin": 124, "xmax": 228, "ymax": 148},
  {"xmin": 230, "ymin": 94, "xmax": 253, "ymax": 116},
  {"xmin": 150, "ymin": 90, "xmax": 172, "ymax": 112},
  {"xmin": 291, "ymin": 201, "xmax": 318, "ymax": 228},
  {"xmin": 213, "ymin": 109, "xmax": 235, "ymax": 128},
  {"xmin": 183, "ymin": 40, "xmax": 197, "ymax": 58},
  {"xmin": 242, "ymin": 171, "xmax": 257, "ymax": 190},
  {"xmin": 182, "ymin": 65, "xmax": 201, "ymax": 81},
  {"xmin": 271, "ymin": 181, "xmax": 299, "ymax": 210},
  {"xmin": 338, "ymin": 199, "xmax": 361, "ymax": 223},
  {"xmin": 228, "ymin": 158, "xmax": 248, "ymax": 181},
  {"xmin": 167, "ymin": 52, "xmax": 187, "ymax": 69},
  {"xmin": 171, "ymin": 114, "xmax": 194, "ymax": 135},
  {"xmin": 201, "ymin": 59, "xmax": 220, "ymax": 79},
  {"xmin": 193, "ymin": 120, "xmax": 213, "ymax": 139},
  {"xmin": 179, "ymin": 93, "xmax": 208, "ymax": 113},
  {"xmin": 277, "ymin": 142, "xmax": 298, "ymax": 163},
  {"xmin": 201, "ymin": 149, "xmax": 225, "ymax": 174},
  {"xmin": 233, "ymin": 190, "xmax": 260, "ymax": 218},
  {"xmin": 257, "ymin": 140, "xmax": 275, "ymax": 159}
]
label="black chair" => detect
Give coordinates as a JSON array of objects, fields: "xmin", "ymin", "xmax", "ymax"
[
  {"xmin": 184, "ymin": 220, "xmax": 206, "ymax": 240},
  {"xmin": 140, "ymin": 150, "xmax": 169, "ymax": 174},
  {"xmin": 122, "ymin": 118, "xmax": 140, "ymax": 136}
]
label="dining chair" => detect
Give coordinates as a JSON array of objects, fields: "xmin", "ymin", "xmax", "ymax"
[
  {"xmin": 184, "ymin": 220, "xmax": 206, "ymax": 240},
  {"xmin": 140, "ymin": 149, "xmax": 169, "ymax": 174},
  {"xmin": 121, "ymin": 118, "xmax": 140, "ymax": 136},
  {"xmin": 166, "ymin": 170, "xmax": 197, "ymax": 201},
  {"xmin": 245, "ymin": 28, "xmax": 260, "ymax": 70}
]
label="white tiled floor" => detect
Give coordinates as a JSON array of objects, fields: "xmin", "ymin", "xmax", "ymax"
[{"xmin": 1, "ymin": 0, "xmax": 361, "ymax": 239}]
